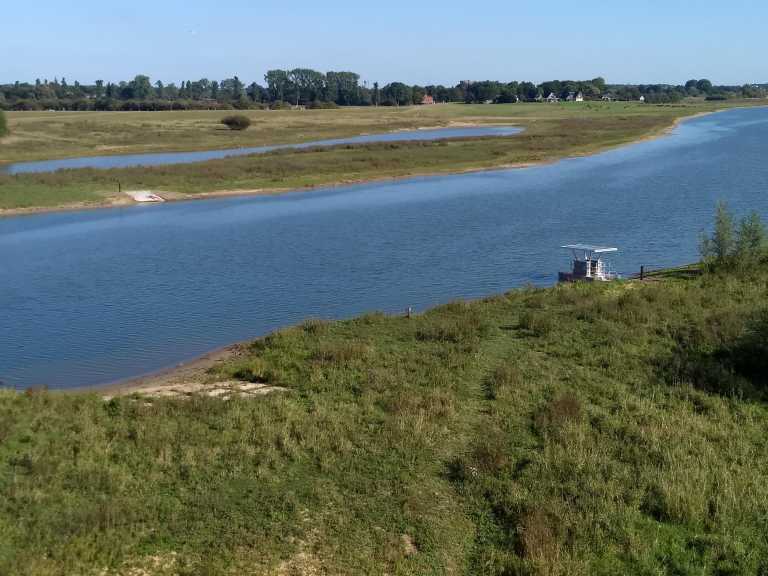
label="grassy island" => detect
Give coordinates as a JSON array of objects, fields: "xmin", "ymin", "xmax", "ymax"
[{"xmin": 1, "ymin": 100, "xmax": 764, "ymax": 213}]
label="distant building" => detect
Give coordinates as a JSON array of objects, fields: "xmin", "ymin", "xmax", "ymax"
[
  {"xmin": 546, "ymin": 92, "xmax": 559, "ymax": 103},
  {"xmin": 601, "ymin": 94, "xmax": 614, "ymax": 102},
  {"xmin": 639, "ymin": 95, "xmax": 646, "ymax": 103},
  {"xmin": 420, "ymin": 94, "xmax": 435, "ymax": 105},
  {"xmin": 566, "ymin": 91, "xmax": 584, "ymax": 102}
]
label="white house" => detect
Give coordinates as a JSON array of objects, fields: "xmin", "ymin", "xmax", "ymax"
[
  {"xmin": 575, "ymin": 91, "xmax": 584, "ymax": 102},
  {"xmin": 639, "ymin": 95, "xmax": 646, "ymax": 103},
  {"xmin": 546, "ymin": 92, "xmax": 559, "ymax": 103}
]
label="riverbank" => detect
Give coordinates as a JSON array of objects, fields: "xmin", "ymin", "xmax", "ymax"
[
  {"xmin": 2, "ymin": 101, "xmax": 764, "ymax": 216},
  {"xmin": 2, "ymin": 261, "xmax": 767, "ymax": 574}
]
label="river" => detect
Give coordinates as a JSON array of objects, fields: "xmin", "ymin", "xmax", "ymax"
[
  {"xmin": 1, "ymin": 107, "xmax": 767, "ymax": 389},
  {"xmin": 1, "ymin": 126, "xmax": 521, "ymax": 174}
]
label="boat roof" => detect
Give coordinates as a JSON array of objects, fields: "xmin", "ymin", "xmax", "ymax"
[{"xmin": 561, "ymin": 244, "xmax": 618, "ymax": 253}]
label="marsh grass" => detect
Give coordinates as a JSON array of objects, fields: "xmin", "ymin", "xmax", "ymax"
[
  {"xmin": 2, "ymin": 101, "xmax": 762, "ymax": 211},
  {"xmin": 3, "ymin": 263, "xmax": 768, "ymax": 574}
]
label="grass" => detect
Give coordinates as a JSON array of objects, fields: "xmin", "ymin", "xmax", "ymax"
[
  {"xmin": 2, "ymin": 262, "xmax": 768, "ymax": 574},
  {"xmin": 1, "ymin": 100, "xmax": 764, "ymax": 212}
]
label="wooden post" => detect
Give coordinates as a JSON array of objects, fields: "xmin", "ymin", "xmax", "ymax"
[
  {"xmin": 118, "ymin": 181, "xmax": 121, "ymax": 194},
  {"xmin": 640, "ymin": 265, "xmax": 645, "ymax": 280}
]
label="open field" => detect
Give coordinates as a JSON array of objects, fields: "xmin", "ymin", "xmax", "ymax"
[
  {"xmin": 2, "ymin": 262, "xmax": 768, "ymax": 574},
  {"xmin": 0, "ymin": 101, "xmax": 747, "ymax": 165},
  {"xmin": 1, "ymin": 100, "xmax": 765, "ymax": 213}
]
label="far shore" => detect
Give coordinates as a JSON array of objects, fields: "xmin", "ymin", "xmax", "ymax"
[{"xmin": 0, "ymin": 106, "xmax": 745, "ymax": 219}]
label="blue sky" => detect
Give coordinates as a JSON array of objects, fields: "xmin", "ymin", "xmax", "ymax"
[{"xmin": 3, "ymin": 0, "xmax": 766, "ymax": 86}]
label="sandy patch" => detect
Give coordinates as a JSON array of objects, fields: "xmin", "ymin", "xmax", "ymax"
[
  {"xmin": 125, "ymin": 190, "xmax": 165, "ymax": 202},
  {"xmin": 103, "ymin": 380, "xmax": 286, "ymax": 401}
]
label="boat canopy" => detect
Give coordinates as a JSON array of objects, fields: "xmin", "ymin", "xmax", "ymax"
[{"xmin": 561, "ymin": 244, "xmax": 618, "ymax": 254}]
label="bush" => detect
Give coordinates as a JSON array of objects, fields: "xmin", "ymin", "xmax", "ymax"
[
  {"xmin": 220, "ymin": 114, "xmax": 251, "ymax": 131},
  {"xmin": 0, "ymin": 109, "xmax": 7, "ymax": 137},
  {"xmin": 700, "ymin": 202, "xmax": 767, "ymax": 270},
  {"xmin": 307, "ymin": 101, "xmax": 339, "ymax": 109}
]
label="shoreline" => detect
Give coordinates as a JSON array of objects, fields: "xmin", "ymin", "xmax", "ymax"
[
  {"xmin": 3, "ymin": 106, "xmax": 758, "ymax": 394},
  {"xmin": 0, "ymin": 107, "xmax": 744, "ymax": 219},
  {"xmin": 53, "ymin": 263, "xmax": 701, "ymax": 397},
  {"xmin": 0, "ymin": 119, "xmax": 518, "ymax": 170}
]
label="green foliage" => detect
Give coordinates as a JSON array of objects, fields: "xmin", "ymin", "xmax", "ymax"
[
  {"xmin": 736, "ymin": 211, "xmax": 766, "ymax": 262},
  {"xmin": 0, "ymin": 108, "xmax": 7, "ymax": 137},
  {"xmin": 220, "ymin": 114, "xmax": 251, "ymax": 131},
  {"xmin": 700, "ymin": 201, "xmax": 767, "ymax": 269},
  {"xmin": 3, "ymin": 261, "xmax": 768, "ymax": 573}
]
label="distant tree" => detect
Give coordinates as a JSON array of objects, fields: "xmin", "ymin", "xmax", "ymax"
[
  {"xmin": 518, "ymin": 81, "xmax": 538, "ymax": 101},
  {"xmin": 265, "ymin": 70, "xmax": 290, "ymax": 102},
  {"xmin": 129, "ymin": 75, "xmax": 153, "ymax": 100},
  {"xmin": 465, "ymin": 81, "xmax": 501, "ymax": 103},
  {"xmin": 381, "ymin": 82, "xmax": 411, "ymax": 106},
  {"xmin": 373, "ymin": 82, "xmax": 379, "ymax": 106},
  {"xmin": 696, "ymin": 79, "xmax": 713, "ymax": 94},
  {"xmin": 411, "ymin": 85, "xmax": 426, "ymax": 104},
  {"xmin": 327, "ymin": 71, "xmax": 360, "ymax": 105},
  {"xmin": 246, "ymin": 82, "xmax": 262, "ymax": 103},
  {"xmin": 591, "ymin": 77, "xmax": 606, "ymax": 93}
]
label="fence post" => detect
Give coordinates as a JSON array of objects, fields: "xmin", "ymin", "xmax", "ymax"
[{"xmin": 640, "ymin": 265, "xmax": 645, "ymax": 280}]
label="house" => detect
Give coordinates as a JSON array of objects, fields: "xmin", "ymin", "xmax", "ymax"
[
  {"xmin": 565, "ymin": 91, "xmax": 584, "ymax": 102},
  {"xmin": 639, "ymin": 95, "xmax": 645, "ymax": 103},
  {"xmin": 546, "ymin": 92, "xmax": 559, "ymax": 103},
  {"xmin": 601, "ymin": 94, "xmax": 614, "ymax": 102},
  {"xmin": 420, "ymin": 94, "xmax": 435, "ymax": 105}
]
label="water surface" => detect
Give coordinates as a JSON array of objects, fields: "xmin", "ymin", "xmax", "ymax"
[
  {"xmin": 1, "ymin": 126, "xmax": 522, "ymax": 174},
  {"xmin": 2, "ymin": 107, "xmax": 767, "ymax": 389}
]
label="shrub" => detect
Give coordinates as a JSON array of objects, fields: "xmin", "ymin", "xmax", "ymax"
[
  {"xmin": 220, "ymin": 114, "xmax": 251, "ymax": 131},
  {"xmin": 700, "ymin": 202, "xmax": 767, "ymax": 270},
  {"xmin": 307, "ymin": 101, "xmax": 339, "ymax": 109},
  {"xmin": 0, "ymin": 109, "xmax": 7, "ymax": 137}
]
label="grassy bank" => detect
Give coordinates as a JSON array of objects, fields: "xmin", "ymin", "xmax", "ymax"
[
  {"xmin": 2, "ymin": 263, "xmax": 768, "ymax": 574},
  {"xmin": 1, "ymin": 101, "xmax": 763, "ymax": 212}
]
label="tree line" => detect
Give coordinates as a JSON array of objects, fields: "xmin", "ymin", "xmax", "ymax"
[{"xmin": 1, "ymin": 70, "xmax": 765, "ymax": 111}]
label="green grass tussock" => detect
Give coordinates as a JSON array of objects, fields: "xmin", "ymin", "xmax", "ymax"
[{"xmin": 3, "ymin": 262, "xmax": 768, "ymax": 574}]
